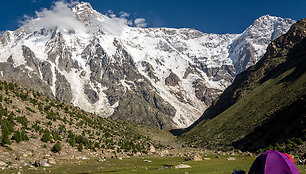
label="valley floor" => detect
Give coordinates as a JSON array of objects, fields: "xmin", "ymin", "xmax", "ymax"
[{"xmin": 1, "ymin": 153, "xmax": 305, "ymax": 174}]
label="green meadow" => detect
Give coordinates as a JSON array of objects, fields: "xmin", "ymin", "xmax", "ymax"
[{"xmin": 2, "ymin": 154, "xmax": 305, "ymax": 174}]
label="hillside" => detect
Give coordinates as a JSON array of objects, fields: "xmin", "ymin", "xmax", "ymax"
[
  {"xmin": 0, "ymin": 1, "xmax": 295, "ymax": 129},
  {"xmin": 0, "ymin": 80, "xmax": 179, "ymax": 169},
  {"xmin": 179, "ymin": 18, "xmax": 306, "ymax": 153}
]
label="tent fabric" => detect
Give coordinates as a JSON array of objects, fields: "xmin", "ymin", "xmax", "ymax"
[
  {"xmin": 283, "ymin": 153, "xmax": 295, "ymax": 163},
  {"xmin": 249, "ymin": 150, "xmax": 300, "ymax": 174}
]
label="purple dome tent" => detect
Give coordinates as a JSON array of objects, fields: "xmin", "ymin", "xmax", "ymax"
[{"xmin": 249, "ymin": 150, "xmax": 300, "ymax": 174}]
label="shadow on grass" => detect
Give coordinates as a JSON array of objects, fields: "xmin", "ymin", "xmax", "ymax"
[{"xmin": 233, "ymin": 95, "xmax": 305, "ymax": 152}]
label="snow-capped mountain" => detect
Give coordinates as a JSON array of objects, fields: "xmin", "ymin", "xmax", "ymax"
[{"xmin": 0, "ymin": 2, "xmax": 296, "ymax": 129}]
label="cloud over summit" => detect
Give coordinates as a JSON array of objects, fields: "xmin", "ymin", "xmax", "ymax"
[
  {"xmin": 22, "ymin": 1, "xmax": 88, "ymax": 34},
  {"xmin": 20, "ymin": 1, "xmax": 148, "ymax": 35}
]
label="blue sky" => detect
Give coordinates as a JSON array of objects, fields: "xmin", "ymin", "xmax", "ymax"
[{"xmin": 1, "ymin": 0, "xmax": 305, "ymax": 34}]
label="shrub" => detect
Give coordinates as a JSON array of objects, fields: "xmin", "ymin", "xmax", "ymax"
[
  {"xmin": 41, "ymin": 130, "xmax": 51, "ymax": 142},
  {"xmin": 296, "ymin": 138, "xmax": 303, "ymax": 145},
  {"xmin": 1, "ymin": 127, "xmax": 12, "ymax": 146},
  {"xmin": 25, "ymin": 107, "xmax": 36, "ymax": 113},
  {"xmin": 21, "ymin": 131, "xmax": 29, "ymax": 141},
  {"xmin": 52, "ymin": 132, "xmax": 62, "ymax": 141},
  {"xmin": 75, "ymin": 135, "xmax": 84, "ymax": 144},
  {"xmin": 77, "ymin": 143, "xmax": 83, "ymax": 152},
  {"xmin": 68, "ymin": 137, "xmax": 76, "ymax": 147},
  {"xmin": 16, "ymin": 116, "xmax": 28, "ymax": 127},
  {"xmin": 51, "ymin": 142, "xmax": 62, "ymax": 153},
  {"xmin": 12, "ymin": 130, "xmax": 22, "ymax": 143}
]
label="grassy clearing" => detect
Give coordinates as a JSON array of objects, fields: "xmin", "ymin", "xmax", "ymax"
[{"xmin": 1, "ymin": 154, "xmax": 305, "ymax": 174}]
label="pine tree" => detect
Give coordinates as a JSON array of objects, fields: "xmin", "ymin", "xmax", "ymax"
[
  {"xmin": 1, "ymin": 126, "xmax": 12, "ymax": 146},
  {"xmin": 51, "ymin": 142, "xmax": 62, "ymax": 153},
  {"xmin": 21, "ymin": 130, "xmax": 29, "ymax": 141},
  {"xmin": 77, "ymin": 143, "xmax": 83, "ymax": 152},
  {"xmin": 12, "ymin": 130, "xmax": 22, "ymax": 143}
]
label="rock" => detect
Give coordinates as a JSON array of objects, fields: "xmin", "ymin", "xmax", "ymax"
[
  {"xmin": 245, "ymin": 152, "xmax": 253, "ymax": 156},
  {"xmin": 81, "ymin": 156, "xmax": 89, "ymax": 160},
  {"xmin": 33, "ymin": 160, "xmax": 41, "ymax": 167},
  {"xmin": 44, "ymin": 154, "xmax": 51, "ymax": 158},
  {"xmin": 15, "ymin": 156, "xmax": 21, "ymax": 161},
  {"xmin": 41, "ymin": 161, "xmax": 51, "ymax": 167},
  {"xmin": 159, "ymin": 150, "xmax": 169, "ymax": 156},
  {"xmin": 203, "ymin": 158, "xmax": 211, "ymax": 160},
  {"xmin": 227, "ymin": 157, "xmax": 236, "ymax": 161},
  {"xmin": 144, "ymin": 160, "xmax": 152, "ymax": 163},
  {"xmin": 149, "ymin": 145, "xmax": 156, "ymax": 154},
  {"xmin": 8, "ymin": 163, "xmax": 18, "ymax": 169},
  {"xmin": 158, "ymin": 166, "xmax": 170, "ymax": 170},
  {"xmin": 48, "ymin": 159, "xmax": 56, "ymax": 165},
  {"xmin": 175, "ymin": 164, "xmax": 191, "ymax": 169},
  {"xmin": 0, "ymin": 161, "xmax": 7, "ymax": 167},
  {"xmin": 185, "ymin": 153, "xmax": 203, "ymax": 161},
  {"xmin": 117, "ymin": 157, "xmax": 123, "ymax": 160},
  {"xmin": 165, "ymin": 71, "xmax": 179, "ymax": 86},
  {"xmin": 55, "ymin": 69, "xmax": 73, "ymax": 103},
  {"xmin": 84, "ymin": 84, "xmax": 99, "ymax": 104}
]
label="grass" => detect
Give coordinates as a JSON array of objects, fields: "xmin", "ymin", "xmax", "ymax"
[
  {"xmin": 181, "ymin": 64, "xmax": 306, "ymax": 151},
  {"xmin": 1, "ymin": 155, "xmax": 305, "ymax": 174}
]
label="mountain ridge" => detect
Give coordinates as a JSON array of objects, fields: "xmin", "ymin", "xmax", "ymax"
[
  {"xmin": 179, "ymin": 18, "xmax": 306, "ymax": 152},
  {"xmin": 0, "ymin": 1, "xmax": 296, "ymax": 129}
]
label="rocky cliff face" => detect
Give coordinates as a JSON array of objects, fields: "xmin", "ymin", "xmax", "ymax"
[{"xmin": 0, "ymin": 2, "xmax": 296, "ymax": 128}]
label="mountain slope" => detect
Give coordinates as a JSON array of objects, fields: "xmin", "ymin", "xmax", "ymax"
[
  {"xmin": 0, "ymin": 2, "xmax": 295, "ymax": 128},
  {"xmin": 0, "ymin": 79, "xmax": 178, "ymax": 167},
  {"xmin": 180, "ymin": 18, "xmax": 306, "ymax": 152}
]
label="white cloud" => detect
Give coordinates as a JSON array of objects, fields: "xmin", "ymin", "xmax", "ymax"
[
  {"xmin": 19, "ymin": 0, "xmax": 148, "ymax": 36},
  {"xmin": 119, "ymin": 11, "xmax": 130, "ymax": 18},
  {"xmin": 21, "ymin": 1, "xmax": 88, "ymax": 34},
  {"xmin": 89, "ymin": 12, "xmax": 129, "ymax": 36},
  {"xmin": 134, "ymin": 18, "xmax": 147, "ymax": 28}
]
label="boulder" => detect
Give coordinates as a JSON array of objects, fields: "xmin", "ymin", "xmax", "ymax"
[
  {"xmin": 227, "ymin": 157, "xmax": 236, "ymax": 161},
  {"xmin": 159, "ymin": 150, "xmax": 169, "ymax": 156},
  {"xmin": 34, "ymin": 159, "xmax": 51, "ymax": 167},
  {"xmin": 175, "ymin": 164, "xmax": 191, "ymax": 169},
  {"xmin": 41, "ymin": 161, "xmax": 51, "ymax": 167},
  {"xmin": 149, "ymin": 145, "xmax": 156, "ymax": 154},
  {"xmin": 48, "ymin": 159, "xmax": 56, "ymax": 165},
  {"xmin": 185, "ymin": 153, "xmax": 203, "ymax": 161},
  {"xmin": 0, "ymin": 161, "xmax": 7, "ymax": 167}
]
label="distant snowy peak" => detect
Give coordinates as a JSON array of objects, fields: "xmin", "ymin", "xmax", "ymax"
[
  {"xmin": 246, "ymin": 15, "xmax": 295, "ymax": 41},
  {"xmin": 72, "ymin": 2, "xmax": 98, "ymax": 23},
  {"xmin": 0, "ymin": 1, "xmax": 296, "ymax": 129},
  {"xmin": 229, "ymin": 15, "xmax": 296, "ymax": 73}
]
